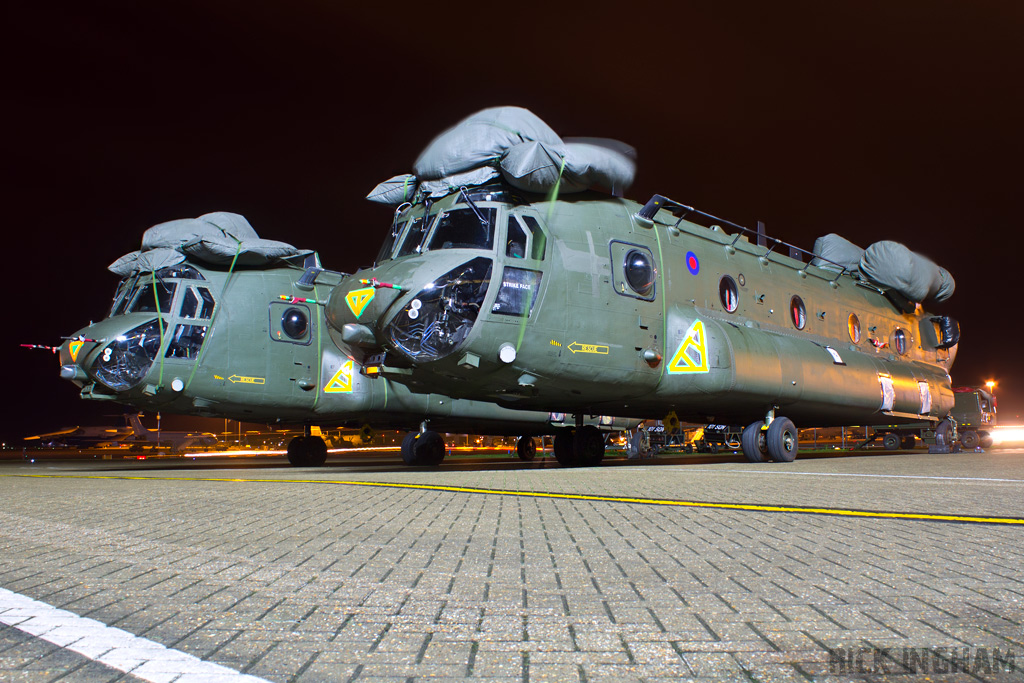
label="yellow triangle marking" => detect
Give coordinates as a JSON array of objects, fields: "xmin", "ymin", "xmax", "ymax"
[
  {"xmin": 323, "ymin": 360, "xmax": 354, "ymax": 393},
  {"xmin": 68, "ymin": 340, "xmax": 84, "ymax": 363},
  {"xmin": 668, "ymin": 319, "xmax": 710, "ymax": 374},
  {"xmin": 345, "ymin": 287, "xmax": 376, "ymax": 318}
]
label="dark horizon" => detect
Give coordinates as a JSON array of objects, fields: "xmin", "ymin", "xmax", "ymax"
[{"xmin": 7, "ymin": 2, "xmax": 1023, "ymax": 444}]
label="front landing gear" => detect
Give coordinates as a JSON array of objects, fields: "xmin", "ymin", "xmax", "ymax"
[
  {"xmin": 516, "ymin": 436, "xmax": 537, "ymax": 461},
  {"xmin": 553, "ymin": 425, "xmax": 605, "ymax": 467},
  {"xmin": 401, "ymin": 430, "xmax": 445, "ymax": 466},
  {"xmin": 287, "ymin": 435, "xmax": 327, "ymax": 467}
]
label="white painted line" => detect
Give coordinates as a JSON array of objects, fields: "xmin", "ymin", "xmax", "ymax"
[
  {"xmin": 679, "ymin": 468, "xmax": 1024, "ymax": 483},
  {"xmin": 0, "ymin": 587, "xmax": 270, "ymax": 682}
]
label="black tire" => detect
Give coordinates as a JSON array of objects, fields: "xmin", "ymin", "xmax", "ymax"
[
  {"xmin": 287, "ymin": 436, "xmax": 309, "ymax": 466},
  {"xmin": 628, "ymin": 430, "xmax": 651, "ymax": 459},
  {"xmin": 553, "ymin": 427, "xmax": 578, "ymax": 467},
  {"xmin": 935, "ymin": 419, "xmax": 953, "ymax": 446},
  {"xmin": 400, "ymin": 432, "xmax": 418, "ymax": 464},
  {"xmin": 979, "ymin": 433, "xmax": 993, "ymax": 449},
  {"xmin": 901, "ymin": 435, "xmax": 916, "ymax": 449},
  {"xmin": 960, "ymin": 430, "xmax": 980, "ymax": 449},
  {"xmin": 573, "ymin": 425, "xmax": 605, "ymax": 466},
  {"xmin": 306, "ymin": 436, "xmax": 328, "ymax": 466},
  {"xmin": 741, "ymin": 422, "xmax": 768, "ymax": 463},
  {"xmin": 402, "ymin": 430, "xmax": 445, "ymax": 466},
  {"xmin": 766, "ymin": 417, "xmax": 798, "ymax": 462},
  {"xmin": 882, "ymin": 433, "xmax": 901, "ymax": 451},
  {"xmin": 516, "ymin": 436, "xmax": 536, "ymax": 461}
]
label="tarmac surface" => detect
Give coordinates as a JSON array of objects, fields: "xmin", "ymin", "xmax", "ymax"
[{"xmin": 1, "ymin": 446, "xmax": 1023, "ymax": 682}]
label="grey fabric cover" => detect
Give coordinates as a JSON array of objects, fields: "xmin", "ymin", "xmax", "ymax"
[
  {"xmin": 108, "ymin": 248, "xmax": 186, "ymax": 277},
  {"xmin": 109, "ymin": 212, "xmax": 303, "ymax": 275},
  {"xmin": 366, "ymin": 174, "xmax": 420, "ymax": 205},
  {"xmin": 809, "ymin": 233, "xmax": 865, "ymax": 272},
  {"xmin": 414, "ymin": 107, "xmax": 562, "ymax": 180},
  {"xmin": 859, "ymin": 241, "xmax": 955, "ymax": 302},
  {"xmin": 418, "ymin": 167, "xmax": 501, "ymax": 198},
  {"xmin": 367, "ymin": 107, "xmax": 636, "ymax": 204},
  {"xmin": 142, "ymin": 212, "xmax": 258, "ymax": 251},
  {"xmin": 181, "ymin": 236, "xmax": 300, "ymax": 266}
]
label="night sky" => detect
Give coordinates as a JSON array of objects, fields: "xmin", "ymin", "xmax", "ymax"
[{"xmin": 6, "ymin": 1, "xmax": 1023, "ymax": 444}]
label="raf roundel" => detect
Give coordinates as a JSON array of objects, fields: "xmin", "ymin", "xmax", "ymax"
[{"xmin": 686, "ymin": 251, "xmax": 700, "ymax": 275}]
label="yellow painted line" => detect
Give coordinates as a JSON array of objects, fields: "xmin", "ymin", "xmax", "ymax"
[{"xmin": 4, "ymin": 473, "xmax": 1024, "ymax": 525}]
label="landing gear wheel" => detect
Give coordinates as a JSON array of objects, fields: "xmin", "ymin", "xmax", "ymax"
[
  {"xmin": 287, "ymin": 436, "xmax": 308, "ymax": 466},
  {"xmin": 287, "ymin": 435, "xmax": 327, "ymax": 467},
  {"xmin": 960, "ymin": 430, "xmax": 980, "ymax": 449},
  {"xmin": 628, "ymin": 430, "xmax": 651, "ymax": 459},
  {"xmin": 935, "ymin": 419, "xmax": 954, "ymax": 448},
  {"xmin": 901, "ymin": 435, "xmax": 916, "ymax": 449},
  {"xmin": 553, "ymin": 428, "xmax": 578, "ymax": 467},
  {"xmin": 573, "ymin": 425, "xmax": 605, "ymax": 467},
  {"xmin": 741, "ymin": 422, "xmax": 768, "ymax": 463},
  {"xmin": 401, "ymin": 431, "xmax": 446, "ymax": 466},
  {"xmin": 307, "ymin": 436, "xmax": 327, "ymax": 466},
  {"xmin": 517, "ymin": 436, "xmax": 536, "ymax": 461},
  {"xmin": 766, "ymin": 417, "xmax": 798, "ymax": 462},
  {"xmin": 882, "ymin": 433, "xmax": 901, "ymax": 451}
]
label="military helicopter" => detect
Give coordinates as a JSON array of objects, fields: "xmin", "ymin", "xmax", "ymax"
[
  {"xmin": 53, "ymin": 211, "xmax": 634, "ymax": 466},
  {"xmin": 325, "ymin": 107, "xmax": 961, "ymax": 467}
]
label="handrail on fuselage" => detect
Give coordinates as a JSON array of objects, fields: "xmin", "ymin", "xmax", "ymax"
[{"xmin": 636, "ymin": 194, "xmax": 851, "ymax": 285}]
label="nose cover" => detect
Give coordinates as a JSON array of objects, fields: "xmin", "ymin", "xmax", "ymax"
[
  {"xmin": 91, "ymin": 319, "xmax": 164, "ymax": 390},
  {"xmin": 385, "ymin": 257, "xmax": 492, "ymax": 362}
]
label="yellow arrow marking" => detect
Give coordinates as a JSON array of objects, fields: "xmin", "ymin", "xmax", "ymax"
[
  {"xmin": 345, "ymin": 287, "xmax": 376, "ymax": 318},
  {"xmin": 227, "ymin": 375, "xmax": 265, "ymax": 384},
  {"xmin": 323, "ymin": 360, "xmax": 354, "ymax": 393},
  {"xmin": 668, "ymin": 319, "xmax": 710, "ymax": 374},
  {"xmin": 567, "ymin": 342, "xmax": 609, "ymax": 354}
]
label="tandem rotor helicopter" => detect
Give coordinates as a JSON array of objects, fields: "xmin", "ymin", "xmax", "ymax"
[
  {"xmin": 49, "ymin": 211, "xmax": 634, "ymax": 466},
  {"xmin": 47, "ymin": 107, "xmax": 961, "ymax": 469},
  {"xmin": 324, "ymin": 107, "xmax": 961, "ymax": 466}
]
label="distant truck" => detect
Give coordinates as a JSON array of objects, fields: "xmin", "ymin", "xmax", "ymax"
[{"xmin": 871, "ymin": 386, "xmax": 997, "ymax": 450}]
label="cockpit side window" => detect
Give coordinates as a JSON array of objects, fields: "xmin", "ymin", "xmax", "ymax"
[
  {"xmin": 426, "ymin": 208, "xmax": 496, "ymax": 251},
  {"xmin": 111, "ymin": 276, "xmax": 137, "ymax": 316},
  {"xmin": 396, "ymin": 216, "xmax": 429, "ymax": 258},
  {"xmin": 506, "ymin": 217, "xmax": 527, "ymax": 258},
  {"xmin": 180, "ymin": 286, "xmax": 216, "ymax": 320},
  {"xmin": 521, "ymin": 215, "xmax": 547, "ymax": 260},
  {"xmin": 376, "ymin": 219, "xmax": 404, "ymax": 265}
]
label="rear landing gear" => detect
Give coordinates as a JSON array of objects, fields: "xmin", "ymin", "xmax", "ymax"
[
  {"xmin": 741, "ymin": 422, "xmax": 768, "ymax": 463},
  {"xmin": 741, "ymin": 415, "xmax": 798, "ymax": 463},
  {"xmin": 766, "ymin": 417, "xmax": 798, "ymax": 462},
  {"xmin": 287, "ymin": 435, "xmax": 327, "ymax": 467}
]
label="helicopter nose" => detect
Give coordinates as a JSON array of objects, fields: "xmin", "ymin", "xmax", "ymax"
[{"xmin": 58, "ymin": 331, "xmax": 96, "ymax": 386}]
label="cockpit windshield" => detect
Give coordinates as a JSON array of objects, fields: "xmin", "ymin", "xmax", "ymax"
[
  {"xmin": 386, "ymin": 207, "xmax": 498, "ymax": 261},
  {"xmin": 427, "ymin": 208, "xmax": 496, "ymax": 251},
  {"xmin": 109, "ymin": 265, "xmax": 206, "ymax": 317}
]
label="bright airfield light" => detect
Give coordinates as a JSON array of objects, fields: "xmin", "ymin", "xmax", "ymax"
[{"xmin": 990, "ymin": 426, "xmax": 1024, "ymax": 446}]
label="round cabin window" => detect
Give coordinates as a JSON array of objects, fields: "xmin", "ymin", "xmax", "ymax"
[
  {"xmin": 790, "ymin": 295, "xmax": 806, "ymax": 330},
  {"xmin": 624, "ymin": 250, "xmax": 655, "ymax": 297},
  {"xmin": 282, "ymin": 308, "xmax": 309, "ymax": 339},
  {"xmin": 719, "ymin": 276, "xmax": 738, "ymax": 313},
  {"xmin": 848, "ymin": 313, "xmax": 861, "ymax": 343},
  {"xmin": 894, "ymin": 328, "xmax": 907, "ymax": 355}
]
